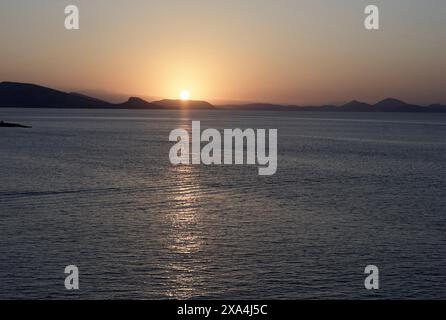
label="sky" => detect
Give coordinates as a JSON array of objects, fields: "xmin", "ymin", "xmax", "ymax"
[{"xmin": 0, "ymin": 0, "xmax": 445, "ymax": 105}]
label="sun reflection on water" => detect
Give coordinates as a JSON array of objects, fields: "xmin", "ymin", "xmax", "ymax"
[
  {"xmin": 163, "ymin": 163, "xmax": 207, "ymax": 298},
  {"xmin": 166, "ymin": 165, "xmax": 204, "ymax": 253}
]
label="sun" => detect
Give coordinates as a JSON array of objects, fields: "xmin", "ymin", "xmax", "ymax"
[{"xmin": 180, "ymin": 90, "xmax": 190, "ymax": 101}]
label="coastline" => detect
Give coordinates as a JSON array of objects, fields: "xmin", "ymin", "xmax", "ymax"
[{"xmin": 0, "ymin": 120, "xmax": 32, "ymax": 128}]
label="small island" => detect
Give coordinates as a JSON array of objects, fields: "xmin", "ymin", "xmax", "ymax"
[{"xmin": 0, "ymin": 121, "xmax": 32, "ymax": 128}]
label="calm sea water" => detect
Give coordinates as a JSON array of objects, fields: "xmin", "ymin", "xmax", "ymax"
[{"xmin": 0, "ymin": 108, "xmax": 445, "ymax": 299}]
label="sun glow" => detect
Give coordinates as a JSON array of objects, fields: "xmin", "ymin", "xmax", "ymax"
[{"xmin": 180, "ymin": 90, "xmax": 190, "ymax": 101}]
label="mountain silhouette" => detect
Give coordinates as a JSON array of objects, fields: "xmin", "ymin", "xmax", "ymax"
[
  {"xmin": 0, "ymin": 82, "xmax": 111, "ymax": 108},
  {"xmin": 0, "ymin": 82, "xmax": 216, "ymax": 110},
  {"xmin": 1, "ymin": 81, "xmax": 445, "ymax": 112},
  {"xmin": 116, "ymin": 97, "xmax": 154, "ymax": 109},
  {"xmin": 372, "ymin": 98, "xmax": 421, "ymax": 112},
  {"xmin": 223, "ymin": 99, "xmax": 446, "ymax": 112},
  {"xmin": 152, "ymin": 99, "xmax": 214, "ymax": 109},
  {"xmin": 341, "ymin": 100, "xmax": 372, "ymax": 111}
]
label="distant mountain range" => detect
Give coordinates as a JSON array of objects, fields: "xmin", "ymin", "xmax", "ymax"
[
  {"xmin": 0, "ymin": 82, "xmax": 213, "ymax": 110},
  {"xmin": 1, "ymin": 81, "xmax": 445, "ymax": 112},
  {"xmin": 221, "ymin": 99, "xmax": 446, "ymax": 112}
]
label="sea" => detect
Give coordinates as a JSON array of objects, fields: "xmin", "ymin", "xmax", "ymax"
[{"xmin": 0, "ymin": 108, "xmax": 445, "ymax": 299}]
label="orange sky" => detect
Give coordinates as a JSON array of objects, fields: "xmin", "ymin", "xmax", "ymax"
[{"xmin": 0, "ymin": 0, "xmax": 445, "ymax": 105}]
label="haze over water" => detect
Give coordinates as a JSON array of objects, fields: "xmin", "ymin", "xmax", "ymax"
[{"xmin": 1, "ymin": 108, "xmax": 445, "ymax": 299}]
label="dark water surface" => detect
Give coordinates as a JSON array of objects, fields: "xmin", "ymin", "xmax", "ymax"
[{"xmin": 1, "ymin": 108, "xmax": 445, "ymax": 299}]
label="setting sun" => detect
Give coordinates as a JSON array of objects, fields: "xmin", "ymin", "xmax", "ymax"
[{"xmin": 180, "ymin": 90, "xmax": 190, "ymax": 101}]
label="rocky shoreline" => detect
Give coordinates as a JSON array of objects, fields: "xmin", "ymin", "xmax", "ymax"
[{"xmin": 0, "ymin": 121, "xmax": 32, "ymax": 128}]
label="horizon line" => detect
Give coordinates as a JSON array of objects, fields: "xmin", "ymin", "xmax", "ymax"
[{"xmin": 1, "ymin": 80, "xmax": 445, "ymax": 108}]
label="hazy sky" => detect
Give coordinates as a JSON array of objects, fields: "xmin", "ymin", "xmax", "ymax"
[{"xmin": 1, "ymin": 0, "xmax": 445, "ymax": 105}]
